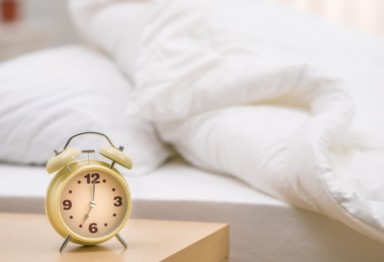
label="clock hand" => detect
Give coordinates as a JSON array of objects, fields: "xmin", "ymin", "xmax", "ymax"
[
  {"xmin": 92, "ymin": 179, "xmax": 96, "ymax": 202},
  {"xmin": 90, "ymin": 179, "xmax": 97, "ymax": 207},
  {"xmin": 81, "ymin": 180, "xmax": 97, "ymax": 226},
  {"xmin": 81, "ymin": 206, "xmax": 92, "ymax": 225},
  {"xmin": 81, "ymin": 203, "xmax": 97, "ymax": 225}
]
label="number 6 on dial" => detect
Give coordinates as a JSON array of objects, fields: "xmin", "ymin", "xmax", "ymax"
[{"xmin": 45, "ymin": 132, "xmax": 133, "ymax": 252}]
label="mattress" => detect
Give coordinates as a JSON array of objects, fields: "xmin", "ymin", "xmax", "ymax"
[{"xmin": 1, "ymin": 158, "xmax": 384, "ymax": 261}]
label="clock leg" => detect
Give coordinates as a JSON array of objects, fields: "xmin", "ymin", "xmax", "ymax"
[
  {"xmin": 115, "ymin": 233, "xmax": 128, "ymax": 249},
  {"xmin": 59, "ymin": 235, "xmax": 72, "ymax": 252}
]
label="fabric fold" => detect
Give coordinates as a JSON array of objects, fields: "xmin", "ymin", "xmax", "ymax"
[{"xmin": 69, "ymin": 0, "xmax": 384, "ymax": 243}]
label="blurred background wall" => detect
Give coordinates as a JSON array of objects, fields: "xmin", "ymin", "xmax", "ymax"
[
  {"xmin": 0, "ymin": 0, "xmax": 79, "ymax": 61},
  {"xmin": 22, "ymin": 0, "xmax": 79, "ymax": 43},
  {"xmin": 273, "ymin": 0, "xmax": 384, "ymax": 37},
  {"xmin": 0, "ymin": 0, "xmax": 383, "ymax": 62}
]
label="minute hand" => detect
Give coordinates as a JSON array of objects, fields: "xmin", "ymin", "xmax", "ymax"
[{"xmin": 92, "ymin": 179, "xmax": 96, "ymax": 202}]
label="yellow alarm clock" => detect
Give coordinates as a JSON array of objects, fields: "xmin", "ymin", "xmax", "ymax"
[{"xmin": 45, "ymin": 131, "xmax": 132, "ymax": 252}]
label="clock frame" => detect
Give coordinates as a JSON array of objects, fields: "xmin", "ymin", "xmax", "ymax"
[
  {"xmin": 45, "ymin": 160, "xmax": 131, "ymax": 246},
  {"xmin": 44, "ymin": 132, "xmax": 133, "ymax": 252}
]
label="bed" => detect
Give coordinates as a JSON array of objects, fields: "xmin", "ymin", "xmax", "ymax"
[
  {"xmin": 2, "ymin": 0, "xmax": 384, "ymax": 261},
  {"xmin": 1, "ymin": 158, "xmax": 384, "ymax": 261}
]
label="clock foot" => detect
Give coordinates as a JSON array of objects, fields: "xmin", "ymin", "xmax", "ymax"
[
  {"xmin": 115, "ymin": 233, "xmax": 127, "ymax": 249},
  {"xmin": 59, "ymin": 235, "xmax": 72, "ymax": 252}
]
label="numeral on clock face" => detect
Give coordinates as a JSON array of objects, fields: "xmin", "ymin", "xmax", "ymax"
[
  {"xmin": 89, "ymin": 223, "xmax": 98, "ymax": 233},
  {"xmin": 114, "ymin": 196, "xmax": 122, "ymax": 207},
  {"xmin": 84, "ymin": 173, "xmax": 100, "ymax": 184},
  {"xmin": 63, "ymin": 200, "xmax": 72, "ymax": 210}
]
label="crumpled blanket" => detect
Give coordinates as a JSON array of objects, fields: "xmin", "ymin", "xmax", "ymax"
[{"xmin": 70, "ymin": 0, "xmax": 384, "ymax": 242}]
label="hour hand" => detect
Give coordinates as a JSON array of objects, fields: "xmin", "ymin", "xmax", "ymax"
[{"xmin": 81, "ymin": 207, "xmax": 92, "ymax": 225}]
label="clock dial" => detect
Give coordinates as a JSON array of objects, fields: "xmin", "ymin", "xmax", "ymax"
[{"xmin": 59, "ymin": 169, "xmax": 129, "ymax": 239}]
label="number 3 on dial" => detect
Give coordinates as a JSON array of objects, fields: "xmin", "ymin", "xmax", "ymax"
[{"xmin": 114, "ymin": 196, "xmax": 122, "ymax": 207}]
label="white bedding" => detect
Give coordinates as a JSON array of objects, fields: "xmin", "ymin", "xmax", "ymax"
[
  {"xmin": 69, "ymin": 0, "xmax": 384, "ymax": 244},
  {"xmin": 0, "ymin": 46, "xmax": 170, "ymax": 174},
  {"xmin": 0, "ymin": 0, "xmax": 384, "ymax": 260},
  {"xmin": 2, "ymin": 160, "xmax": 384, "ymax": 261}
]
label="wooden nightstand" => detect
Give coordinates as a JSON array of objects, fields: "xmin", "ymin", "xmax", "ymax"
[{"xmin": 0, "ymin": 213, "xmax": 229, "ymax": 261}]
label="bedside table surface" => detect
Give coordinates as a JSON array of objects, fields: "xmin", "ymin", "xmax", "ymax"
[{"xmin": 0, "ymin": 212, "xmax": 229, "ymax": 262}]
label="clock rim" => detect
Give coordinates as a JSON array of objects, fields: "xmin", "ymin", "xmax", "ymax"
[{"xmin": 45, "ymin": 160, "xmax": 131, "ymax": 245}]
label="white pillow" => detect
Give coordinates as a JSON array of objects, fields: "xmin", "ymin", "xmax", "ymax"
[
  {"xmin": 68, "ymin": 0, "xmax": 153, "ymax": 83},
  {"xmin": 0, "ymin": 46, "xmax": 170, "ymax": 174}
]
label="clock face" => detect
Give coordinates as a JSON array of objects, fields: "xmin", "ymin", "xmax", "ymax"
[{"xmin": 59, "ymin": 169, "xmax": 129, "ymax": 239}]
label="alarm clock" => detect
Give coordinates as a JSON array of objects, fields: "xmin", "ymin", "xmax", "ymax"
[{"xmin": 45, "ymin": 131, "xmax": 133, "ymax": 252}]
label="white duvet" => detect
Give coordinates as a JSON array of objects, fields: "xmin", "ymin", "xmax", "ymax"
[{"xmin": 70, "ymin": 0, "xmax": 384, "ymax": 243}]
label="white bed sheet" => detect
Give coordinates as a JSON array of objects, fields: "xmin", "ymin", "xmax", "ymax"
[{"xmin": 1, "ymin": 159, "xmax": 384, "ymax": 261}]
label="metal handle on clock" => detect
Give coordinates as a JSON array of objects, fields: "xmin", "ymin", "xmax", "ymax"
[{"xmin": 63, "ymin": 131, "xmax": 115, "ymax": 150}]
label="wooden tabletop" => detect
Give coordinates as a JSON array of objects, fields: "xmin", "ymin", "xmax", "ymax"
[{"xmin": 0, "ymin": 213, "xmax": 229, "ymax": 262}]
